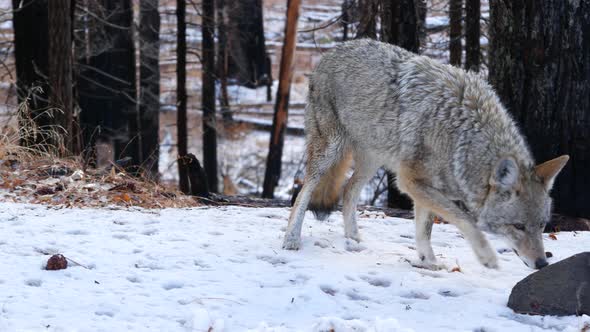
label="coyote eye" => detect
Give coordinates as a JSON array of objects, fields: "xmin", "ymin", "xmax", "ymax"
[{"xmin": 512, "ymin": 224, "xmax": 525, "ymax": 231}]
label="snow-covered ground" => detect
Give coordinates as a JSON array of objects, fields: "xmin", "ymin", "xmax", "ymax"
[{"xmin": 0, "ymin": 202, "xmax": 588, "ymax": 331}]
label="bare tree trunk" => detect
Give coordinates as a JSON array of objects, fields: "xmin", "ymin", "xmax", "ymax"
[
  {"xmin": 397, "ymin": 0, "xmax": 423, "ymax": 53},
  {"xmin": 262, "ymin": 0, "xmax": 301, "ymax": 198},
  {"xmin": 217, "ymin": 0, "xmax": 232, "ymax": 123},
  {"xmin": 449, "ymin": 0, "xmax": 462, "ymax": 66},
  {"xmin": 380, "ymin": 0, "xmax": 422, "ymax": 210},
  {"xmin": 356, "ymin": 0, "xmax": 377, "ymax": 39},
  {"xmin": 139, "ymin": 0, "xmax": 160, "ymax": 178},
  {"xmin": 464, "ymin": 0, "xmax": 480, "ymax": 71},
  {"xmin": 341, "ymin": 0, "xmax": 350, "ymax": 41},
  {"xmin": 380, "ymin": 0, "xmax": 399, "ymax": 44},
  {"xmin": 77, "ymin": 0, "xmax": 136, "ymax": 164},
  {"xmin": 202, "ymin": 0, "xmax": 218, "ymax": 193},
  {"xmin": 47, "ymin": 0, "xmax": 74, "ymax": 155},
  {"xmin": 225, "ymin": 0, "xmax": 270, "ymax": 88},
  {"xmin": 489, "ymin": 0, "xmax": 590, "ymax": 218},
  {"xmin": 12, "ymin": 0, "xmax": 49, "ymax": 148},
  {"xmin": 176, "ymin": 0, "xmax": 189, "ymax": 193}
]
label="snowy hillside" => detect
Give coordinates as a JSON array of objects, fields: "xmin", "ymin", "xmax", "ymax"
[{"xmin": 0, "ymin": 202, "xmax": 588, "ymax": 331}]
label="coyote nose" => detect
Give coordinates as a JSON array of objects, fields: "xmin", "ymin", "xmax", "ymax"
[{"xmin": 535, "ymin": 258, "xmax": 548, "ymax": 269}]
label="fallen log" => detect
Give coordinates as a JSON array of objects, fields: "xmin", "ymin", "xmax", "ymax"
[
  {"xmin": 198, "ymin": 193, "xmax": 414, "ymax": 219},
  {"xmin": 196, "ymin": 194, "xmax": 589, "ymax": 232}
]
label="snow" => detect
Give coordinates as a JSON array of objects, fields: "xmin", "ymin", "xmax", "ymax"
[
  {"xmin": 426, "ymin": 16, "xmax": 450, "ymax": 29},
  {"xmin": 0, "ymin": 202, "xmax": 588, "ymax": 331}
]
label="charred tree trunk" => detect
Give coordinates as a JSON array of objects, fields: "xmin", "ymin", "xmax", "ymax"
[
  {"xmin": 181, "ymin": 153, "xmax": 209, "ymax": 197},
  {"xmin": 356, "ymin": 0, "xmax": 377, "ymax": 39},
  {"xmin": 202, "ymin": 0, "xmax": 218, "ymax": 193},
  {"xmin": 341, "ymin": 0, "xmax": 351, "ymax": 41},
  {"xmin": 138, "ymin": 0, "xmax": 160, "ymax": 178},
  {"xmin": 176, "ymin": 0, "xmax": 189, "ymax": 193},
  {"xmin": 489, "ymin": 0, "xmax": 590, "ymax": 218},
  {"xmin": 449, "ymin": 0, "xmax": 462, "ymax": 66},
  {"xmin": 464, "ymin": 0, "xmax": 480, "ymax": 71},
  {"xmin": 12, "ymin": 0, "xmax": 49, "ymax": 148},
  {"xmin": 380, "ymin": 0, "xmax": 399, "ymax": 45},
  {"xmin": 48, "ymin": 0, "xmax": 74, "ymax": 155},
  {"xmin": 398, "ymin": 0, "xmax": 423, "ymax": 53},
  {"xmin": 77, "ymin": 0, "xmax": 136, "ymax": 164},
  {"xmin": 380, "ymin": 0, "xmax": 422, "ymax": 210},
  {"xmin": 216, "ymin": 0, "xmax": 232, "ymax": 123},
  {"xmin": 262, "ymin": 0, "xmax": 301, "ymax": 198},
  {"xmin": 225, "ymin": 0, "xmax": 270, "ymax": 88}
]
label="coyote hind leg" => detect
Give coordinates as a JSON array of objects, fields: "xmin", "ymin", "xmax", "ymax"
[
  {"xmin": 283, "ymin": 138, "xmax": 346, "ymax": 250},
  {"xmin": 341, "ymin": 152, "xmax": 379, "ymax": 242}
]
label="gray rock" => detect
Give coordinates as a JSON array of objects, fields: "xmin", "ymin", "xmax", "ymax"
[{"xmin": 508, "ymin": 252, "xmax": 590, "ymax": 316}]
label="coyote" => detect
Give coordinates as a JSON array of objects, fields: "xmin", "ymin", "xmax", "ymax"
[{"xmin": 283, "ymin": 39, "xmax": 568, "ymax": 270}]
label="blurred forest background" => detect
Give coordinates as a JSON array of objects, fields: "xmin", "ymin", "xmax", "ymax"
[{"xmin": 0, "ymin": 0, "xmax": 588, "ymax": 220}]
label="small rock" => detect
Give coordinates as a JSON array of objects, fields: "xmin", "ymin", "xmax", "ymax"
[
  {"xmin": 507, "ymin": 252, "xmax": 590, "ymax": 316},
  {"xmin": 42, "ymin": 166, "xmax": 72, "ymax": 178},
  {"xmin": 70, "ymin": 170, "xmax": 84, "ymax": 181},
  {"xmin": 46, "ymin": 254, "xmax": 68, "ymax": 271}
]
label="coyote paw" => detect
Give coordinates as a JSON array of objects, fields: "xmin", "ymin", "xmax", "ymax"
[
  {"xmin": 475, "ymin": 247, "xmax": 499, "ymax": 269},
  {"xmin": 481, "ymin": 256, "xmax": 499, "ymax": 269},
  {"xmin": 418, "ymin": 252, "xmax": 437, "ymax": 266},
  {"xmin": 282, "ymin": 236, "xmax": 301, "ymax": 250},
  {"xmin": 408, "ymin": 257, "xmax": 446, "ymax": 271},
  {"xmin": 344, "ymin": 231, "xmax": 361, "ymax": 243},
  {"xmin": 416, "ymin": 242, "xmax": 437, "ymax": 265}
]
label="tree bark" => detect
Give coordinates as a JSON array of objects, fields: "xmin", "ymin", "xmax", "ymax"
[
  {"xmin": 488, "ymin": 0, "xmax": 590, "ymax": 218},
  {"xmin": 77, "ymin": 0, "xmax": 136, "ymax": 164},
  {"xmin": 380, "ymin": 0, "xmax": 422, "ymax": 210},
  {"xmin": 356, "ymin": 0, "xmax": 377, "ymax": 39},
  {"xmin": 139, "ymin": 0, "xmax": 160, "ymax": 179},
  {"xmin": 12, "ymin": 0, "xmax": 49, "ymax": 148},
  {"xmin": 181, "ymin": 153, "xmax": 209, "ymax": 197},
  {"xmin": 262, "ymin": 0, "xmax": 301, "ymax": 198},
  {"xmin": 464, "ymin": 0, "xmax": 480, "ymax": 71},
  {"xmin": 380, "ymin": 0, "xmax": 399, "ymax": 45},
  {"xmin": 397, "ymin": 0, "xmax": 423, "ymax": 53},
  {"xmin": 48, "ymin": 0, "xmax": 75, "ymax": 155},
  {"xmin": 225, "ymin": 0, "xmax": 270, "ymax": 88},
  {"xmin": 216, "ymin": 0, "xmax": 232, "ymax": 123},
  {"xmin": 449, "ymin": 0, "xmax": 462, "ymax": 66},
  {"xmin": 341, "ymin": 0, "xmax": 351, "ymax": 41},
  {"xmin": 202, "ymin": 0, "xmax": 218, "ymax": 193},
  {"xmin": 176, "ymin": 0, "xmax": 189, "ymax": 193}
]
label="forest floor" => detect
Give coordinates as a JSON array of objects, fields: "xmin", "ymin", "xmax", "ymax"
[{"xmin": 0, "ymin": 201, "xmax": 588, "ymax": 331}]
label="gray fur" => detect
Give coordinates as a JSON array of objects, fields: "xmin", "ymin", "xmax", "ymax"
[{"xmin": 283, "ymin": 39, "xmax": 568, "ymax": 270}]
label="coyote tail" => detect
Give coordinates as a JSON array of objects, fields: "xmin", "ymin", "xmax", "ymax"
[{"xmin": 308, "ymin": 152, "xmax": 352, "ymax": 220}]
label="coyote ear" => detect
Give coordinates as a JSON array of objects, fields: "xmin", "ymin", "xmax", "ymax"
[
  {"xmin": 491, "ymin": 157, "xmax": 519, "ymax": 190},
  {"xmin": 534, "ymin": 155, "xmax": 569, "ymax": 190}
]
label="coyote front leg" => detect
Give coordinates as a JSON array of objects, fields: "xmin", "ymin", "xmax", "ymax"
[
  {"xmin": 398, "ymin": 165, "xmax": 498, "ymax": 269},
  {"xmin": 414, "ymin": 205, "xmax": 437, "ymax": 267},
  {"xmin": 341, "ymin": 154, "xmax": 378, "ymax": 241}
]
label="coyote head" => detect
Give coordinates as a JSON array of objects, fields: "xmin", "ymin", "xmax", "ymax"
[{"xmin": 478, "ymin": 155, "xmax": 569, "ymax": 269}]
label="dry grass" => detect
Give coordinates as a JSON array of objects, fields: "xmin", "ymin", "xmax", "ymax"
[
  {"xmin": 0, "ymin": 157, "xmax": 199, "ymax": 209},
  {"xmin": 0, "ymin": 89, "xmax": 200, "ymax": 210},
  {"xmin": 0, "ymin": 87, "xmax": 67, "ymax": 160}
]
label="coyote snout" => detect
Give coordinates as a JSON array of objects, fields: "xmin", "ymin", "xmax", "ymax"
[{"xmin": 282, "ymin": 39, "xmax": 569, "ymax": 270}]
